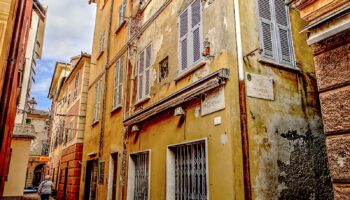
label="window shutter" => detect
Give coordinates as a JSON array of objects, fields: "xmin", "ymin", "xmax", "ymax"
[
  {"xmin": 145, "ymin": 46, "xmax": 151, "ymax": 96},
  {"xmin": 138, "ymin": 52, "xmax": 145, "ymax": 100},
  {"xmin": 179, "ymin": 10, "xmax": 189, "ymax": 70},
  {"xmin": 118, "ymin": 56, "xmax": 124, "ymax": 105},
  {"xmin": 191, "ymin": 0, "xmax": 201, "ymax": 63},
  {"xmin": 273, "ymin": 0, "xmax": 293, "ymax": 64},
  {"xmin": 258, "ymin": 0, "xmax": 275, "ymax": 59},
  {"xmin": 113, "ymin": 61, "xmax": 119, "ymax": 108}
]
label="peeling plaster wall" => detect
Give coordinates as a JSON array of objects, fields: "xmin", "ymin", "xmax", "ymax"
[{"xmin": 239, "ymin": 0, "xmax": 333, "ymax": 199}]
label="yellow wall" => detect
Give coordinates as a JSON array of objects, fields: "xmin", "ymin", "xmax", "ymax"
[
  {"xmin": 81, "ymin": 0, "xmax": 330, "ymax": 199},
  {"xmin": 3, "ymin": 138, "xmax": 32, "ymax": 197}
]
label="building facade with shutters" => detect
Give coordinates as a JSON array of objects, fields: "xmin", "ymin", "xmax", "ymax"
[
  {"xmin": 81, "ymin": 0, "xmax": 334, "ymax": 199},
  {"xmin": 47, "ymin": 54, "xmax": 91, "ymax": 200},
  {"xmin": 288, "ymin": 0, "xmax": 350, "ymax": 199},
  {"xmin": 80, "ymin": 0, "xmax": 129, "ymax": 199}
]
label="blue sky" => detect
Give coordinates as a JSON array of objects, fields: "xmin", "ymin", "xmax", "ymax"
[{"xmin": 31, "ymin": 0, "xmax": 96, "ymax": 110}]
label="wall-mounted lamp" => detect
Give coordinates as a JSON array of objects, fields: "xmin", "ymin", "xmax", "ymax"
[
  {"xmin": 131, "ymin": 125, "xmax": 140, "ymax": 133},
  {"xmin": 174, "ymin": 107, "xmax": 186, "ymax": 117}
]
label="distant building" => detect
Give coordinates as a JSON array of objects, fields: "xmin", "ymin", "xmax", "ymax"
[
  {"xmin": 81, "ymin": 0, "xmax": 333, "ymax": 199},
  {"xmin": 25, "ymin": 109, "xmax": 50, "ymax": 189},
  {"xmin": 48, "ymin": 53, "xmax": 91, "ymax": 200},
  {"xmin": 289, "ymin": 0, "xmax": 350, "ymax": 199}
]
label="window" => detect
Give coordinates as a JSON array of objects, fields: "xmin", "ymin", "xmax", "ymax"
[
  {"xmin": 99, "ymin": 161, "xmax": 105, "ymax": 184},
  {"xmin": 68, "ymin": 120, "xmax": 74, "ymax": 142},
  {"xmin": 159, "ymin": 57, "xmax": 169, "ymax": 82},
  {"xmin": 41, "ymin": 143, "xmax": 49, "ymax": 156},
  {"xmin": 127, "ymin": 151, "xmax": 150, "ymax": 200},
  {"xmin": 93, "ymin": 80, "xmax": 102, "ymax": 122},
  {"xmin": 113, "ymin": 56, "xmax": 124, "ymax": 109},
  {"xmin": 26, "ymin": 118, "xmax": 32, "ymax": 124},
  {"xmin": 167, "ymin": 141, "xmax": 207, "ymax": 200},
  {"xmin": 137, "ymin": 45, "xmax": 151, "ymax": 101},
  {"xmin": 118, "ymin": 0, "xmax": 127, "ymax": 26},
  {"xmin": 99, "ymin": 32, "xmax": 105, "ymax": 54},
  {"xmin": 179, "ymin": 0, "xmax": 203, "ymax": 72},
  {"xmin": 258, "ymin": 0, "xmax": 294, "ymax": 66},
  {"xmin": 73, "ymin": 72, "xmax": 79, "ymax": 99}
]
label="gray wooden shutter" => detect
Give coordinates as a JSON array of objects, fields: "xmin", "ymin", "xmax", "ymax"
[
  {"xmin": 273, "ymin": 0, "xmax": 293, "ymax": 64},
  {"xmin": 118, "ymin": 56, "xmax": 124, "ymax": 105},
  {"xmin": 191, "ymin": 0, "xmax": 201, "ymax": 63},
  {"xmin": 258, "ymin": 0, "xmax": 275, "ymax": 59},
  {"xmin": 113, "ymin": 61, "xmax": 119, "ymax": 108},
  {"xmin": 179, "ymin": 9, "xmax": 189, "ymax": 71},
  {"xmin": 138, "ymin": 51, "xmax": 145, "ymax": 100},
  {"xmin": 145, "ymin": 46, "xmax": 151, "ymax": 96}
]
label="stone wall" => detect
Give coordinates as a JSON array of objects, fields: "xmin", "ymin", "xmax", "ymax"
[{"xmin": 312, "ymin": 29, "xmax": 350, "ymax": 198}]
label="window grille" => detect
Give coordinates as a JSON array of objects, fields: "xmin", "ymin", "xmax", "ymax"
[
  {"xmin": 99, "ymin": 161, "xmax": 105, "ymax": 184},
  {"xmin": 131, "ymin": 152, "xmax": 149, "ymax": 200},
  {"xmin": 174, "ymin": 141, "xmax": 207, "ymax": 200}
]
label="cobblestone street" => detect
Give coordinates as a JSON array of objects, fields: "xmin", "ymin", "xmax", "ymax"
[{"xmin": 23, "ymin": 193, "xmax": 55, "ymax": 200}]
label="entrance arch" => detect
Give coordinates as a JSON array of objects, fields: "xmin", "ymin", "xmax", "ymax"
[{"xmin": 32, "ymin": 164, "xmax": 45, "ymax": 187}]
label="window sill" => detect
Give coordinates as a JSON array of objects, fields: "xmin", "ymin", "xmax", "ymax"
[
  {"xmin": 135, "ymin": 96, "xmax": 150, "ymax": 106},
  {"xmin": 115, "ymin": 20, "xmax": 126, "ymax": 34},
  {"xmin": 97, "ymin": 51, "xmax": 104, "ymax": 60},
  {"xmin": 174, "ymin": 61, "xmax": 206, "ymax": 82},
  {"xmin": 91, "ymin": 120, "xmax": 99, "ymax": 126},
  {"xmin": 258, "ymin": 57, "xmax": 301, "ymax": 73},
  {"xmin": 110, "ymin": 105, "xmax": 122, "ymax": 115}
]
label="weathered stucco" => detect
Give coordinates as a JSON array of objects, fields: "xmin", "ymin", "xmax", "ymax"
[{"xmin": 81, "ymin": 0, "xmax": 333, "ymax": 199}]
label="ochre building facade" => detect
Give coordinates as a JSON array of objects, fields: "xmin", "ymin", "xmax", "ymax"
[{"xmin": 79, "ymin": 0, "xmax": 333, "ymax": 199}]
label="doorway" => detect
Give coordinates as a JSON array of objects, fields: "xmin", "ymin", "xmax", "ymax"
[
  {"xmin": 84, "ymin": 160, "xmax": 98, "ymax": 200},
  {"xmin": 108, "ymin": 153, "xmax": 118, "ymax": 200},
  {"xmin": 32, "ymin": 164, "xmax": 45, "ymax": 187}
]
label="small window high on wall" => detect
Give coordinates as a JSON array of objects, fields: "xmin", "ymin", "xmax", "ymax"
[{"xmin": 258, "ymin": 0, "xmax": 295, "ymax": 67}]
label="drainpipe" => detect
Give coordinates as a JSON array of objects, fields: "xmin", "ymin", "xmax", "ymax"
[
  {"xmin": 99, "ymin": 0, "xmax": 115, "ymax": 158},
  {"xmin": 233, "ymin": 0, "xmax": 252, "ymax": 199}
]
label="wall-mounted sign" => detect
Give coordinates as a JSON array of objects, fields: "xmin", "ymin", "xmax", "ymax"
[
  {"xmin": 201, "ymin": 87, "xmax": 225, "ymax": 116},
  {"xmin": 246, "ymin": 73, "xmax": 274, "ymax": 100}
]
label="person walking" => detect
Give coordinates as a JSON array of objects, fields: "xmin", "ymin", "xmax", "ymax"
[{"xmin": 38, "ymin": 175, "xmax": 54, "ymax": 200}]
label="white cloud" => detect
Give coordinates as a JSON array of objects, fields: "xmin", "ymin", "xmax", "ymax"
[
  {"xmin": 40, "ymin": 0, "xmax": 96, "ymax": 61},
  {"xmin": 31, "ymin": 77, "xmax": 52, "ymax": 95}
]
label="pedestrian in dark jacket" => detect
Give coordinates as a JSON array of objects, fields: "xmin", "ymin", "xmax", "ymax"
[{"xmin": 38, "ymin": 175, "xmax": 54, "ymax": 200}]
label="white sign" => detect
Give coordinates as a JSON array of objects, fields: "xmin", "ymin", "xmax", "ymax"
[
  {"xmin": 246, "ymin": 73, "xmax": 274, "ymax": 100},
  {"xmin": 201, "ymin": 87, "xmax": 225, "ymax": 116}
]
